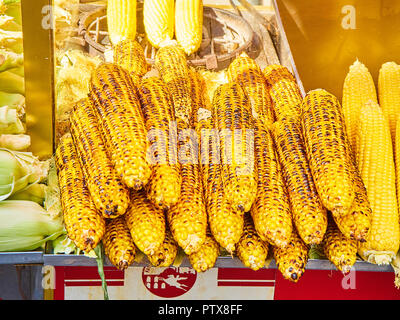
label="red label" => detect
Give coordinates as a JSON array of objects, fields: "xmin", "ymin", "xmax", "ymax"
[{"xmin": 142, "ymin": 267, "xmax": 197, "ymax": 298}]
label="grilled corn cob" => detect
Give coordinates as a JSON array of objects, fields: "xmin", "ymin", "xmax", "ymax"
[
  {"xmin": 236, "ymin": 213, "xmax": 269, "ymax": 271},
  {"xmin": 356, "ymin": 100, "xmax": 400, "ymax": 265},
  {"xmin": 227, "ymin": 53, "xmax": 275, "ymax": 124},
  {"xmin": 212, "ymin": 82, "xmax": 257, "ymax": 213},
  {"xmin": 251, "ymin": 119, "xmax": 293, "ymax": 248},
  {"xmin": 272, "ymin": 117, "xmax": 327, "ymax": 245},
  {"xmin": 301, "ymin": 89, "xmax": 355, "ymax": 215},
  {"xmin": 263, "ymin": 64, "xmax": 302, "ymax": 120},
  {"xmin": 69, "ymin": 99, "xmax": 130, "ymax": 219},
  {"xmin": 167, "ymin": 118, "xmax": 207, "ymax": 255},
  {"xmin": 188, "ymin": 66, "xmax": 208, "ymax": 128},
  {"xmin": 342, "ymin": 60, "xmax": 378, "ymax": 152},
  {"xmin": 113, "ymin": 39, "xmax": 148, "ymax": 86},
  {"xmin": 107, "ymin": 0, "xmax": 137, "ymax": 46},
  {"xmin": 55, "ymin": 134, "xmax": 105, "ymax": 252},
  {"xmin": 146, "ymin": 227, "xmax": 178, "ymax": 267},
  {"xmin": 138, "ymin": 77, "xmax": 181, "ymax": 209},
  {"xmin": 189, "ymin": 229, "xmax": 220, "ymax": 273},
  {"xmin": 103, "ymin": 216, "xmax": 136, "ymax": 270},
  {"xmin": 322, "ymin": 216, "xmax": 357, "ymax": 274},
  {"xmin": 273, "ymin": 229, "xmax": 309, "ymax": 283},
  {"xmin": 378, "ymin": 61, "xmax": 400, "ymax": 146},
  {"xmin": 89, "ymin": 63, "xmax": 151, "ymax": 190},
  {"xmin": 175, "ymin": 0, "xmax": 203, "ymax": 55},
  {"xmin": 125, "ymin": 190, "xmax": 166, "ymax": 255},
  {"xmin": 143, "ymin": 0, "xmax": 174, "ymax": 49}
]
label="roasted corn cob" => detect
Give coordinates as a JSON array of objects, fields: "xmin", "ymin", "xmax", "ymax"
[
  {"xmin": 322, "ymin": 216, "xmax": 357, "ymax": 274},
  {"xmin": 175, "ymin": 0, "xmax": 203, "ymax": 56},
  {"xmin": 143, "ymin": 0, "xmax": 174, "ymax": 49},
  {"xmin": 55, "ymin": 134, "xmax": 105, "ymax": 252},
  {"xmin": 236, "ymin": 213, "xmax": 269, "ymax": 271},
  {"xmin": 188, "ymin": 66, "xmax": 208, "ymax": 128},
  {"xmin": 146, "ymin": 227, "xmax": 178, "ymax": 267},
  {"xmin": 273, "ymin": 229, "xmax": 309, "ymax": 283},
  {"xmin": 69, "ymin": 99, "xmax": 130, "ymax": 219},
  {"xmin": 138, "ymin": 77, "xmax": 182, "ymax": 210},
  {"xmin": 251, "ymin": 119, "xmax": 293, "ymax": 248},
  {"xmin": 301, "ymin": 89, "xmax": 355, "ymax": 215},
  {"xmin": 107, "ymin": 0, "xmax": 137, "ymax": 46},
  {"xmin": 272, "ymin": 117, "xmax": 327, "ymax": 245},
  {"xmin": 263, "ymin": 64, "xmax": 302, "ymax": 120},
  {"xmin": 89, "ymin": 63, "xmax": 151, "ymax": 190},
  {"xmin": 342, "ymin": 60, "xmax": 378, "ymax": 152},
  {"xmin": 125, "ymin": 190, "xmax": 166, "ymax": 255},
  {"xmin": 227, "ymin": 53, "xmax": 275, "ymax": 124},
  {"xmin": 356, "ymin": 101, "xmax": 400, "ymax": 265},
  {"xmin": 189, "ymin": 229, "xmax": 220, "ymax": 273},
  {"xmin": 103, "ymin": 216, "xmax": 136, "ymax": 270},
  {"xmin": 212, "ymin": 82, "xmax": 257, "ymax": 213}
]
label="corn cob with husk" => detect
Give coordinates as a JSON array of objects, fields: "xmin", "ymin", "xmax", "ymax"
[
  {"xmin": 107, "ymin": 0, "xmax": 137, "ymax": 46},
  {"xmin": 355, "ymin": 100, "xmax": 400, "ymax": 265},
  {"xmin": 69, "ymin": 98, "xmax": 130, "ymax": 219},
  {"xmin": 125, "ymin": 190, "xmax": 166, "ymax": 255},
  {"xmin": 89, "ymin": 63, "xmax": 151, "ymax": 190},
  {"xmin": 251, "ymin": 119, "xmax": 293, "ymax": 248},
  {"xmin": 212, "ymin": 82, "xmax": 257, "ymax": 213},
  {"xmin": 236, "ymin": 213, "xmax": 269, "ymax": 271},
  {"xmin": 227, "ymin": 53, "xmax": 275, "ymax": 124},
  {"xmin": 55, "ymin": 134, "xmax": 105, "ymax": 252},
  {"xmin": 272, "ymin": 117, "xmax": 327, "ymax": 245},
  {"xmin": 103, "ymin": 216, "xmax": 136, "ymax": 270},
  {"xmin": 342, "ymin": 60, "xmax": 378, "ymax": 152},
  {"xmin": 301, "ymin": 89, "xmax": 356, "ymax": 216},
  {"xmin": 273, "ymin": 229, "xmax": 309, "ymax": 283},
  {"xmin": 189, "ymin": 229, "xmax": 220, "ymax": 273},
  {"xmin": 263, "ymin": 64, "xmax": 303, "ymax": 120},
  {"xmin": 146, "ymin": 227, "xmax": 178, "ymax": 267},
  {"xmin": 138, "ymin": 77, "xmax": 181, "ymax": 210}
]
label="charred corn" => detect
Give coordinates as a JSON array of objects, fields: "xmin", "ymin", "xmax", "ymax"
[
  {"xmin": 107, "ymin": 0, "xmax": 137, "ymax": 46},
  {"xmin": 227, "ymin": 53, "xmax": 275, "ymax": 124},
  {"xmin": 263, "ymin": 64, "xmax": 302, "ymax": 120},
  {"xmin": 138, "ymin": 77, "xmax": 181, "ymax": 209},
  {"xmin": 272, "ymin": 117, "xmax": 327, "ymax": 245},
  {"xmin": 55, "ymin": 134, "xmax": 105, "ymax": 252},
  {"xmin": 89, "ymin": 63, "xmax": 151, "ymax": 190},
  {"xmin": 212, "ymin": 82, "xmax": 257, "ymax": 213},
  {"xmin": 301, "ymin": 89, "xmax": 355, "ymax": 215},
  {"xmin": 125, "ymin": 190, "xmax": 166, "ymax": 255},
  {"xmin": 69, "ymin": 99, "xmax": 130, "ymax": 219},
  {"xmin": 189, "ymin": 229, "xmax": 220, "ymax": 273},
  {"xmin": 189, "ymin": 66, "xmax": 208, "ymax": 128},
  {"xmin": 103, "ymin": 216, "xmax": 136, "ymax": 270},
  {"xmin": 147, "ymin": 227, "xmax": 178, "ymax": 267}
]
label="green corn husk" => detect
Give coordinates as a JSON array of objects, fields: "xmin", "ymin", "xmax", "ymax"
[
  {"xmin": 9, "ymin": 183, "xmax": 46, "ymax": 204},
  {"xmin": 0, "ymin": 134, "xmax": 30, "ymax": 150},
  {"xmin": 0, "ymin": 70, "xmax": 24, "ymax": 95},
  {"xmin": 0, "ymin": 49, "xmax": 23, "ymax": 72},
  {"xmin": 0, "ymin": 92, "xmax": 24, "ymax": 108},
  {"xmin": 44, "ymin": 158, "xmax": 62, "ymax": 218}
]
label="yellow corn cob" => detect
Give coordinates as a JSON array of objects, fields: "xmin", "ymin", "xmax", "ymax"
[
  {"xmin": 356, "ymin": 100, "xmax": 400, "ymax": 265},
  {"xmin": 212, "ymin": 82, "xmax": 257, "ymax": 213},
  {"xmin": 103, "ymin": 216, "xmax": 137, "ymax": 270},
  {"xmin": 263, "ymin": 64, "xmax": 303, "ymax": 120},
  {"xmin": 236, "ymin": 213, "xmax": 269, "ymax": 271},
  {"xmin": 167, "ymin": 118, "xmax": 207, "ymax": 254},
  {"xmin": 342, "ymin": 60, "xmax": 378, "ymax": 152},
  {"xmin": 55, "ymin": 134, "xmax": 105, "ymax": 252},
  {"xmin": 227, "ymin": 53, "xmax": 275, "ymax": 124},
  {"xmin": 69, "ymin": 99, "xmax": 130, "ymax": 219},
  {"xmin": 125, "ymin": 190, "xmax": 166, "ymax": 255},
  {"xmin": 113, "ymin": 39, "xmax": 149, "ymax": 86},
  {"xmin": 396, "ymin": 117, "xmax": 400, "ymax": 217},
  {"xmin": 189, "ymin": 229, "xmax": 220, "ymax": 273},
  {"xmin": 175, "ymin": 0, "xmax": 203, "ymax": 56},
  {"xmin": 89, "ymin": 63, "xmax": 151, "ymax": 190},
  {"xmin": 107, "ymin": 0, "xmax": 137, "ymax": 46},
  {"xmin": 322, "ymin": 216, "xmax": 357, "ymax": 274},
  {"xmin": 378, "ymin": 61, "xmax": 400, "ymax": 147},
  {"xmin": 138, "ymin": 77, "xmax": 182, "ymax": 209},
  {"xmin": 155, "ymin": 44, "xmax": 192, "ymax": 123},
  {"xmin": 146, "ymin": 227, "xmax": 178, "ymax": 267},
  {"xmin": 188, "ymin": 66, "xmax": 208, "ymax": 128},
  {"xmin": 272, "ymin": 117, "xmax": 327, "ymax": 245},
  {"xmin": 251, "ymin": 119, "xmax": 293, "ymax": 248},
  {"xmin": 301, "ymin": 89, "xmax": 355, "ymax": 215},
  {"xmin": 143, "ymin": 0, "xmax": 174, "ymax": 49},
  {"xmin": 273, "ymin": 229, "xmax": 309, "ymax": 283}
]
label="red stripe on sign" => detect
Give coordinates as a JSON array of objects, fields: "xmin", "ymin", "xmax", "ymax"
[
  {"xmin": 218, "ymin": 268, "xmax": 276, "ymax": 281},
  {"xmin": 218, "ymin": 280, "xmax": 275, "ymax": 287},
  {"xmin": 64, "ymin": 266, "xmax": 124, "ymax": 281},
  {"xmin": 54, "ymin": 266, "xmax": 65, "ymax": 301},
  {"xmin": 65, "ymin": 281, "xmax": 124, "ymax": 287}
]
